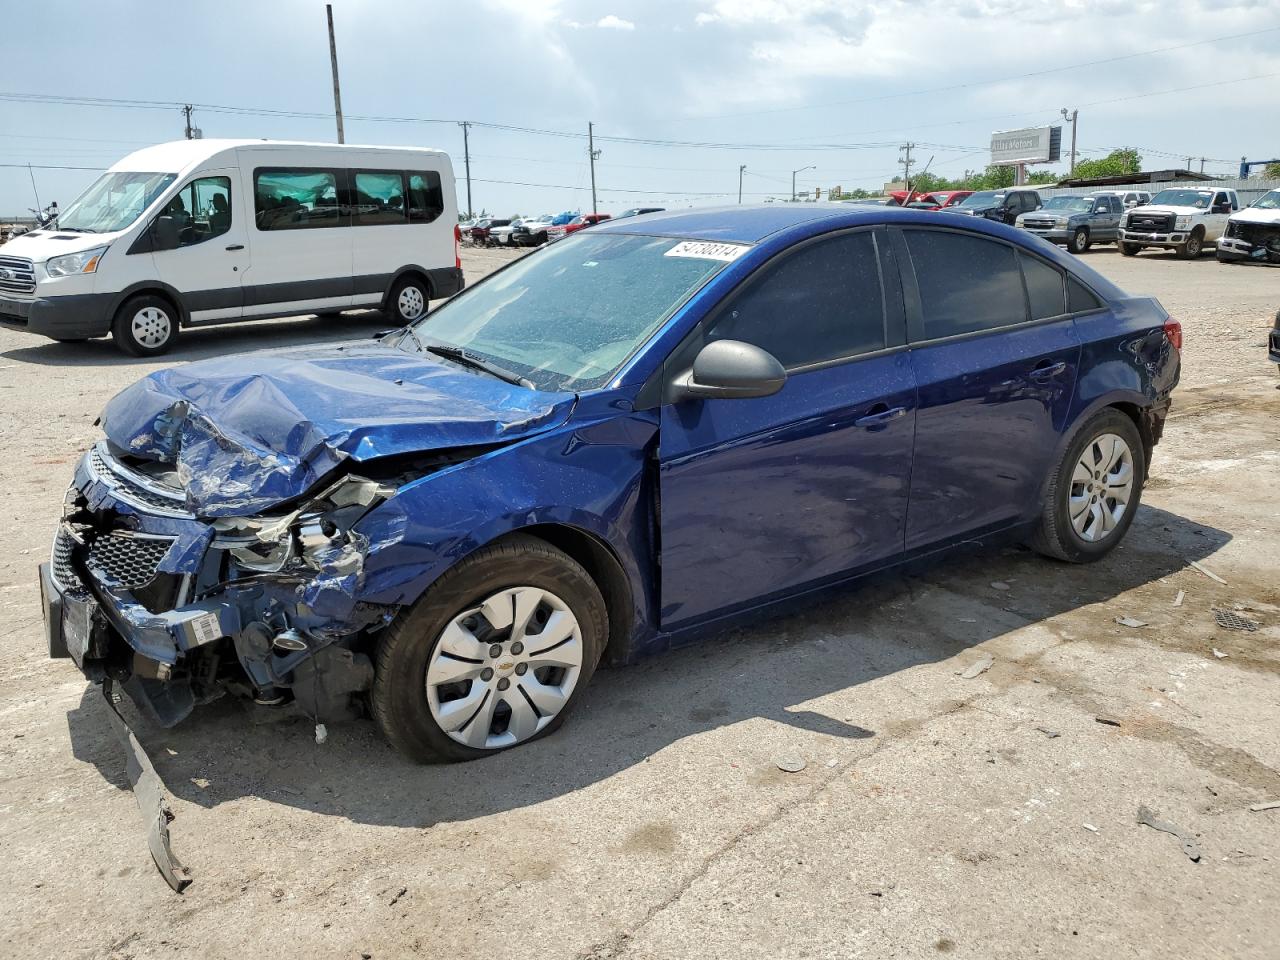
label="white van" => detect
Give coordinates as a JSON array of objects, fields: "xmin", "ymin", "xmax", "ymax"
[{"xmin": 0, "ymin": 140, "xmax": 461, "ymax": 355}]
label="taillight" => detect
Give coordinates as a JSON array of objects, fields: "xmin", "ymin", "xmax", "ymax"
[
  {"xmin": 1163, "ymin": 317, "xmax": 1182, "ymax": 351},
  {"xmin": 453, "ymin": 224, "xmax": 462, "ymax": 270}
]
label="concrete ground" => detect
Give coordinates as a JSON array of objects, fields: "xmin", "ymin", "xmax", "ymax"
[{"xmin": 0, "ymin": 242, "xmax": 1277, "ymax": 960}]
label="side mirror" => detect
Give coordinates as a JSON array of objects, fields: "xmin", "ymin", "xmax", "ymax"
[
  {"xmin": 152, "ymin": 215, "xmax": 181, "ymax": 252},
  {"xmin": 674, "ymin": 340, "xmax": 786, "ymax": 401}
]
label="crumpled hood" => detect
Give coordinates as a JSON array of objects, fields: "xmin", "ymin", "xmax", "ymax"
[
  {"xmin": 100, "ymin": 341, "xmax": 576, "ymax": 517},
  {"xmin": 1232, "ymin": 206, "xmax": 1280, "ymax": 226}
]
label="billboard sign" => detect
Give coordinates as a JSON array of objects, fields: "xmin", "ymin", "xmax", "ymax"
[{"xmin": 990, "ymin": 126, "xmax": 1062, "ymax": 165}]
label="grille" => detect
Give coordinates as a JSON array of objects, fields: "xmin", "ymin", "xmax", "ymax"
[
  {"xmin": 1023, "ymin": 218, "xmax": 1058, "ymax": 230},
  {"xmin": 0, "ymin": 255, "xmax": 35, "ymax": 294},
  {"xmin": 51, "ymin": 529, "xmax": 90, "ymax": 596},
  {"xmin": 86, "ymin": 533, "xmax": 174, "ymax": 589},
  {"xmin": 89, "ymin": 446, "xmax": 188, "ymax": 514},
  {"xmin": 1127, "ymin": 213, "xmax": 1174, "ymax": 232}
]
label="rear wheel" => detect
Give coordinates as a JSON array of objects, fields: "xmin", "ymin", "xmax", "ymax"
[
  {"xmin": 1070, "ymin": 228, "xmax": 1091, "ymax": 254},
  {"xmin": 111, "ymin": 294, "xmax": 179, "ymax": 357},
  {"xmin": 372, "ymin": 535, "xmax": 607, "ymax": 763},
  {"xmin": 1119, "ymin": 242, "xmax": 1141, "ymax": 257},
  {"xmin": 1030, "ymin": 409, "xmax": 1145, "ymax": 563},
  {"xmin": 386, "ymin": 275, "xmax": 430, "ymax": 324}
]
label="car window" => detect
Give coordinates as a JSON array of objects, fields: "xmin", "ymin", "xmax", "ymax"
[
  {"xmin": 904, "ymin": 230, "xmax": 1026, "ymax": 339},
  {"xmin": 353, "ymin": 171, "xmax": 406, "ymax": 226},
  {"xmin": 407, "ymin": 171, "xmax": 444, "ymax": 223},
  {"xmin": 157, "ymin": 175, "xmax": 232, "ymax": 248},
  {"xmin": 1020, "ymin": 253, "xmax": 1066, "ymax": 320},
  {"xmin": 255, "ymin": 168, "xmax": 344, "ymax": 230},
  {"xmin": 1067, "ymin": 276, "xmax": 1103, "ymax": 313},
  {"xmin": 707, "ymin": 231, "xmax": 886, "ymax": 369}
]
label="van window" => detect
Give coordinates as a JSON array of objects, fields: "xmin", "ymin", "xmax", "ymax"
[
  {"xmin": 157, "ymin": 175, "xmax": 232, "ymax": 248},
  {"xmin": 255, "ymin": 169, "xmax": 344, "ymax": 230},
  {"xmin": 408, "ymin": 171, "xmax": 444, "ymax": 223},
  {"xmin": 353, "ymin": 171, "xmax": 406, "ymax": 226},
  {"xmin": 904, "ymin": 230, "xmax": 1027, "ymax": 339},
  {"xmin": 1020, "ymin": 253, "xmax": 1066, "ymax": 319}
]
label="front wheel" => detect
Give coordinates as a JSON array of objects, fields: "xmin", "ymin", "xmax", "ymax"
[
  {"xmin": 386, "ymin": 275, "xmax": 430, "ymax": 324},
  {"xmin": 1178, "ymin": 231, "xmax": 1204, "ymax": 259},
  {"xmin": 1070, "ymin": 228, "xmax": 1091, "ymax": 254},
  {"xmin": 372, "ymin": 535, "xmax": 607, "ymax": 763},
  {"xmin": 111, "ymin": 295, "xmax": 179, "ymax": 357},
  {"xmin": 1029, "ymin": 409, "xmax": 1145, "ymax": 563},
  {"xmin": 1119, "ymin": 242, "xmax": 1141, "ymax": 257}
]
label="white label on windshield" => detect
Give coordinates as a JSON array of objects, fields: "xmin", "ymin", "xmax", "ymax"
[{"xmin": 664, "ymin": 241, "xmax": 751, "ymax": 262}]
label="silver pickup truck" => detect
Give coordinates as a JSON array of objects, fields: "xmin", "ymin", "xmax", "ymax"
[{"xmin": 1016, "ymin": 193, "xmax": 1124, "ymax": 253}]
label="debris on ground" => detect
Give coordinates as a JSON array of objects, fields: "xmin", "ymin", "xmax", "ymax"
[
  {"xmin": 1188, "ymin": 559, "xmax": 1227, "ymax": 585},
  {"xmin": 776, "ymin": 756, "xmax": 806, "ymax": 773},
  {"xmin": 990, "ymin": 581, "xmax": 1010, "ymax": 591},
  {"xmin": 389, "ymin": 887, "xmax": 407, "ymax": 906},
  {"xmin": 1083, "ymin": 823, "xmax": 1098, "ymax": 833},
  {"xmin": 1136, "ymin": 805, "xmax": 1201, "ymax": 862},
  {"xmin": 315, "ymin": 723, "xmax": 328, "ymax": 745},
  {"xmin": 1212, "ymin": 648, "xmax": 1229, "ymax": 659},
  {"xmin": 190, "ymin": 778, "xmax": 210, "ymax": 789},
  {"xmin": 1173, "ymin": 590, "xmax": 1185, "ymax": 607},
  {"xmin": 1095, "ymin": 716, "xmax": 1122, "ymax": 728},
  {"xmin": 1115, "ymin": 616, "xmax": 1148, "ymax": 628},
  {"xmin": 957, "ymin": 655, "xmax": 994, "ymax": 679},
  {"xmin": 1212, "ymin": 608, "xmax": 1259, "ymax": 632},
  {"xmin": 1035, "ymin": 727, "xmax": 1061, "ymax": 739},
  {"xmin": 1249, "ymin": 801, "xmax": 1280, "ymax": 812}
]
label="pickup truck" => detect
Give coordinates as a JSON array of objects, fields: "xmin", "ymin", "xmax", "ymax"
[
  {"xmin": 1016, "ymin": 193, "xmax": 1124, "ymax": 253},
  {"xmin": 1117, "ymin": 187, "xmax": 1239, "ymax": 259},
  {"xmin": 1216, "ymin": 189, "xmax": 1280, "ymax": 265}
]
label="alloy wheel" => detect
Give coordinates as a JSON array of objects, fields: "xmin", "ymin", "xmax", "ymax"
[
  {"xmin": 131, "ymin": 306, "xmax": 171, "ymax": 348},
  {"xmin": 398, "ymin": 285, "xmax": 425, "ymax": 321},
  {"xmin": 425, "ymin": 586, "xmax": 584, "ymax": 749},
  {"xmin": 1068, "ymin": 433, "xmax": 1134, "ymax": 542}
]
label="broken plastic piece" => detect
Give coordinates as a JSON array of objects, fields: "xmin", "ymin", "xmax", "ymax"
[
  {"xmin": 1082, "ymin": 823, "xmax": 1098, "ymax": 832},
  {"xmin": 1172, "ymin": 590, "xmax": 1185, "ymax": 607},
  {"xmin": 1136, "ymin": 804, "xmax": 1201, "ymax": 862},
  {"xmin": 775, "ymin": 756, "xmax": 806, "ymax": 773},
  {"xmin": 990, "ymin": 581, "xmax": 1010, "ymax": 591},
  {"xmin": 101, "ymin": 679, "xmax": 191, "ymax": 893},
  {"xmin": 1248, "ymin": 801, "xmax": 1280, "ymax": 812},
  {"xmin": 1212, "ymin": 608, "xmax": 1258, "ymax": 632},
  {"xmin": 1187, "ymin": 559, "xmax": 1226, "ymax": 585},
  {"xmin": 315, "ymin": 723, "xmax": 329, "ymax": 745},
  {"xmin": 958, "ymin": 655, "xmax": 994, "ymax": 679},
  {"xmin": 1115, "ymin": 617, "xmax": 1148, "ymax": 628},
  {"xmin": 1212, "ymin": 648, "xmax": 1229, "ymax": 659}
]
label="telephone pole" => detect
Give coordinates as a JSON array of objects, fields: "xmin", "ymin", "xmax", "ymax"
[
  {"xmin": 899, "ymin": 142, "xmax": 915, "ymax": 197},
  {"xmin": 182, "ymin": 104, "xmax": 195, "ymax": 140},
  {"xmin": 738, "ymin": 164, "xmax": 746, "ymax": 204},
  {"xmin": 325, "ymin": 4, "xmax": 345, "ymax": 144},
  {"xmin": 588, "ymin": 122, "xmax": 600, "ymax": 216},
  {"xmin": 459, "ymin": 121, "xmax": 473, "ymax": 218}
]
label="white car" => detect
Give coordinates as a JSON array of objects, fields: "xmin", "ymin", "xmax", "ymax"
[
  {"xmin": 1216, "ymin": 189, "xmax": 1280, "ymax": 265},
  {"xmin": 1117, "ymin": 186, "xmax": 1239, "ymax": 259},
  {"xmin": 489, "ymin": 218, "xmax": 527, "ymax": 247}
]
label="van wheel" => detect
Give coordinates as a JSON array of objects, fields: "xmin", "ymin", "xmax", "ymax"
[
  {"xmin": 387, "ymin": 275, "xmax": 430, "ymax": 323},
  {"xmin": 1178, "ymin": 231, "xmax": 1204, "ymax": 259},
  {"xmin": 372, "ymin": 535, "xmax": 607, "ymax": 763},
  {"xmin": 111, "ymin": 295, "xmax": 178, "ymax": 357},
  {"xmin": 1030, "ymin": 409, "xmax": 1145, "ymax": 564},
  {"xmin": 1070, "ymin": 228, "xmax": 1091, "ymax": 253},
  {"xmin": 1119, "ymin": 243, "xmax": 1141, "ymax": 256}
]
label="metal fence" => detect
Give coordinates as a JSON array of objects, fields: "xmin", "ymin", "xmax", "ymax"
[{"xmin": 1036, "ymin": 177, "xmax": 1279, "ymax": 206}]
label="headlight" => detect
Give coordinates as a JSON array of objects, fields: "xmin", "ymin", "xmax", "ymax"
[
  {"xmin": 1055, "ymin": 218, "xmax": 1070, "ymax": 228},
  {"xmin": 45, "ymin": 245, "xmax": 108, "ymax": 278},
  {"xmin": 1174, "ymin": 215, "xmax": 1191, "ymax": 230}
]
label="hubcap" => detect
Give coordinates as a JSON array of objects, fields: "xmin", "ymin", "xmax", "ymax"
[
  {"xmin": 425, "ymin": 586, "xmax": 584, "ymax": 750},
  {"xmin": 131, "ymin": 306, "xmax": 171, "ymax": 347},
  {"xmin": 1068, "ymin": 433, "xmax": 1134, "ymax": 543},
  {"xmin": 397, "ymin": 285, "xmax": 425, "ymax": 320}
]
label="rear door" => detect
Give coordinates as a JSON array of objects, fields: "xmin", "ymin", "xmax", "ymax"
[
  {"xmin": 1094, "ymin": 195, "xmax": 1122, "ymax": 240},
  {"xmin": 656, "ymin": 228, "xmax": 916, "ymax": 628},
  {"xmin": 894, "ymin": 227, "xmax": 1081, "ymax": 551}
]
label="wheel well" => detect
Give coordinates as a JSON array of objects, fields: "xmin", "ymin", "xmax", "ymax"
[
  {"xmin": 385, "ymin": 270, "xmax": 433, "ymax": 308},
  {"xmin": 1190, "ymin": 224, "xmax": 1206, "ymax": 238},
  {"xmin": 502, "ymin": 524, "xmax": 634, "ymax": 665},
  {"xmin": 1109, "ymin": 401, "xmax": 1153, "ymax": 468},
  {"xmin": 116, "ymin": 288, "xmax": 184, "ymax": 326}
]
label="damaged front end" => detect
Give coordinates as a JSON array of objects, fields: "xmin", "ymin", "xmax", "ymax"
[
  {"xmin": 1217, "ymin": 219, "xmax": 1280, "ymax": 263},
  {"xmin": 41, "ymin": 440, "xmax": 400, "ymax": 730}
]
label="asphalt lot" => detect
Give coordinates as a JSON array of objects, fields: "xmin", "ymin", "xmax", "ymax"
[{"xmin": 0, "ymin": 242, "xmax": 1277, "ymax": 960}]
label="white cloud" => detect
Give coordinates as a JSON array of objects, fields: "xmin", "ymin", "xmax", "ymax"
[{"xmin": 597, "ymin": 14, "xmax": 636, "ymax": 29}]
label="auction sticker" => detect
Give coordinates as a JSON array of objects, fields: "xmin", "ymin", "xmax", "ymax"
[
  {"xmin": 185, "ymin": 611, "xmax": 223, "ymax": 647},
  {"xmin": 664, "ymin": 240, "xmax": 751, "ymax": 262}
]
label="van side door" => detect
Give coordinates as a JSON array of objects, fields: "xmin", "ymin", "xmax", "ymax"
[{"xmin": 148, "ymin": 170, "xmax": 246, "ymax": 322}]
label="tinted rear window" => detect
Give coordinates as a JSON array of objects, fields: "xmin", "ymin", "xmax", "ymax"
[
  {"xmin": 905, "ymin": 230, "xmax": 1027, "ymax": 338},
  {"xmin": 1021, "ymin": 253, "xmax": 1066, "ymax": 320},
  {"xmin": 1068, "ymin": 276, "xmax": 1103, "ymax": 313}
]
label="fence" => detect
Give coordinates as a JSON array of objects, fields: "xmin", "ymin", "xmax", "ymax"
[{"xmin": 1036, "ymin": 177, "xmax": 1279, "ymax": 206}]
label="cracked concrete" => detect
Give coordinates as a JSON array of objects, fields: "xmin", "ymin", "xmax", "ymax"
[{"xmin": 1, "ymin": 249, "xmax": 1278, "ymax": 959}]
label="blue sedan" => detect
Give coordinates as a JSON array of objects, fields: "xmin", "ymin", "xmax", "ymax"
[{"xmin": 43, "ymin": 205, "xmax": 1181, "ymax": 763}]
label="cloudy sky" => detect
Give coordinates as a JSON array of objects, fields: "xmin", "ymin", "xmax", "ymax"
[{"xmin": 2, "ymin": 0, "xmax": 1278, "ymax": 218}]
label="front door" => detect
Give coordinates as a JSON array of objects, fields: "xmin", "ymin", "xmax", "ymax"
[
  {"xmin": 895, "ymin": 227, "xmax": 1080, "ymax": 551},
  {"xmin": 656, "ymin": 229, "xmax": 917, "ymax": 629},
  {"xmin": 151, "ymin": 170, "xmax": 246, "ymax": 322}
]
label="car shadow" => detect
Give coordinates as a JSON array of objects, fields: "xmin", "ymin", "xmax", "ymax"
[
  {"xmin": 66, "ymin": 504, "xmax": 1229, "ymax": 831},
  {"xmin": 0, "ymin": 309, "xmax": 398, "ymax": 367}
]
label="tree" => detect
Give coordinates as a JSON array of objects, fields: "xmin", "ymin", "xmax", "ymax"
[
  {"xmin": 1266, "ymin": 161, "xmax": 1280, "ymax": 179},
  {"xmin": 1070, "ymin": 148, "xmax": 1142, "ymax": 180}
]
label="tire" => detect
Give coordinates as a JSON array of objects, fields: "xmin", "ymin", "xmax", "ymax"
[
  {"xmin": 372, "ymin": 534, "xmax": 607, "ymax": 763},
  {"xmin": 111, "ymin": 294, "xmax": 179, "ymax": 357},
  {"xmin": 386, "ymin": 275, "xmax": 430, "ymax": 324},
  {"xmin": 535, "ymin": 231, "xmax": 548, "ymax": 245},
  {"xmin": 1178, "ymin": 230, "xmax": 1204, "ymax": 259},
  {"xmin": 1119, "ymin": 242, "xmax": 1141, "ymax": 257},
  {"xmin": 1029, "ymin": 409, "xmax": 1146, "ymax": 564},
  {"xmin": 1070, "ymin": 228, "xmax": 1091, "ymax": 254}
]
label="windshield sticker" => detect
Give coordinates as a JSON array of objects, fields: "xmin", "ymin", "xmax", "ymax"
[{"xmin": 664, "ymin": 241, "xmax": 751, "ymax": 262}]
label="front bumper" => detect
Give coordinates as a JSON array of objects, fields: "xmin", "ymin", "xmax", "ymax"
[
  {"xmin": 1118, "ymin": 228, "xmax": 1190, "ymax": 248},
  {"xmin": 1022, "ymin": 227, "xmax": 1073, "ymax": 242},
  {"xmin": 0, "ymin": 291, "xmax": 114, "ymax": 338},
  {"xmin": 1217, "ymin": 235, "xmax": 1280, "ymax": 263}
]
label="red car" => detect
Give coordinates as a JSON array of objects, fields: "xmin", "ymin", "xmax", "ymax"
[
  {"xmin": 890, "ymin": 189, "xmax": 973, "ymax": 209},
  {"xmin": 548, "ymin": 213, "xmax": 612, "ymax": 241}
]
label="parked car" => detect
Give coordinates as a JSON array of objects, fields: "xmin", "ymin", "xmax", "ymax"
[
  {"xmin": 946, "ymin": 188, "xmax": 1042, "ymax": 224},
  {"xmin": 548, "ymin": 212, "xmax": 612, "ymax": 241},
  {"xmin": 1216, "ymin": 189, "xmax": 1280, "ymax": 265},
  {"xmin": 489, "ymin": 219, "xmax": 523, "ymax": 247},
  {"xmin": 512, "ymin": 215, "xmax": 556, "ymax": 247},
  {"xmin": 1117, "ymin": 187, "xmax": 1239, "ymax": 259},
  {"xmin": 468, "ymin": 217, "xmax": 510, "ymax": 246},
  {"xmin": 1017, "ymin": 193, "xmax": 1124, "ymax": 253},
  {"xmin": 892, "ymin": 190, "xmax": 972, "ymax": 209},
  {"xmin": 1089, "ymin": 189, "xmax": 1151, "ymax": 209},
  {"xmin": 920, "ymin": 190, "xmax": 974, "ymax": 209},
  {"xmin": 614, "ymin": 207, "xmax": 665, "ymax": 219},
  {"xmin": 42, "ymin": 205, "xmax": 1180, "ymax": 766},
  {"xmin": 0, "ymin": 139, "xmax": 461, "ymax": 355}
]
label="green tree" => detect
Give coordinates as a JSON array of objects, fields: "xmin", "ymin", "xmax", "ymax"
[
  {"xmin": 1266, "ymin": 161, "xmax": 1280, "ymax": 179},
  {"xmin": 1070, "ymin": 148, "xmax": 1142, "ymax": 180}
]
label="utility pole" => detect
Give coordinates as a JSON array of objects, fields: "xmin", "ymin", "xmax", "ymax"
[
  {"xmin": 326, "ymin": 4, "xmax": 345, "ymax": 144},
  {"xmin": 182, "ymin": 104, "xmax": 195, "ymax": 140},
  {"xmin": 588, "ymin": 122, "xmax": 600, "ymax": 216},
  {"xmin": 791, "ymin": 164, "xmax": 816, "ymax": 202},
  {"xmin": 899, "ymin": 142, "xmax": 915, "ymax": 198},
  {"xmin": 1063, "ymin": 108, "xmax": 1078, "ymax": 175},
  {"xmin": 1199, "ymin": 157, "xmax": 1206, "ymax": 174},
  {"xmin": 459, "ymin": 121, "xmax": 473, "ymax": 218},
  {"xmin": 738, "ymin": 164, "xmax": 746, "ymax": 204}
]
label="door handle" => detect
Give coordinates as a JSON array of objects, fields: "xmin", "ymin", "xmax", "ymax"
[
  {"xmin": 1028, "ymin": 360, "xmax": 1067, "ymax": 381},
  {"xmin": 225, "ymin": 243, "xmax": 245, "ymax": 251},
  {"xmin": 854, "ymin": 404, "xmax": 907, "ymax": 430}
]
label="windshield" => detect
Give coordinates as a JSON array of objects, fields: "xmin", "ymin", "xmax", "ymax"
[
  {"xmin": 57, "ymin": 171, "xmax": 177, "ymax": 233},
  {"xmin": 405, "ymin": 233, "xmax": 736, "ymax": 391},
  {"xmin": 1043, "ymin": 197, "xmax": 1094, "ymax": 212},
  {"xmin": 957, "ymin": 191, "xmax": 1004, "ymax": 208},
  {"xmin": 1250, "ymin": 190, "xmax": 1280, "ymax": 210},
  {"xmin": 1151, "ymin": 189, "xmax": 1214, "ymax": 208}
]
